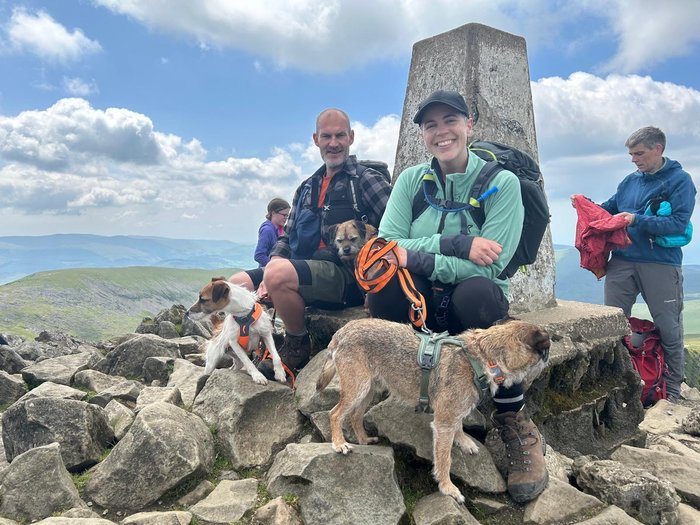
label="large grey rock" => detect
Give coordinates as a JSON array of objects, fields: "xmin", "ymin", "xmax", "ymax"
[
  {"xmin": 0, "ymin": 443, "xmax": 86, "ymax": 522},
  {"xmin": 0, "ymin": 345, "xmax": 28, "ymax": 374},
  {"xmin": 120, "ymin": 511, "xmax": 192, "ymax": 525},
  {"xmin": 16, "ymin": 381, "xmax": 86, "ymax": 402},
  {"xmin": 523, "ymin": 477, "xmax": 604, "ymax": 524},
  {"xmin": 2, "ymin": 397, "xmax": 114, "ymax": 469},
  {"xmin": 573, "ymin": 457, "xmax": 680, "ymax": 525},
  {"xmin": 157, "ymin": 321, "xmax": 180, "ymax": 339},
  {"xmin": 575, "ymin": 506, "xmax": 644, "ymax": 524},
  {"xmin": 0, "ymin": 371, "xmax": 26, "ymax": 406},
  {"xmin": 267, "ymin": 443, "xmax": 405, "ymax": 525},
  {"xmin": 89, "ymin": 379, "xmax": 143, "ymax": 408},
  {"xmin": 366, "ymin": 397, "xmax": 506, "ymax": 494},
  {"xmin": 103, "ymin": 399, "xmax": 135, "ymax": 440},
  {"xmin": 640, "ymin": 400, "xmax": 693, "ymax": 436},
  {"xmin": 83, "ymin": 402, "xmax": 214, "ymax": 512},
  {"xmin": 678, "ymin": 503, "xmax": 700, "ymax": 525},
  {"xmin": 72, "ymin": 369, "xmax": 126, "ymax": 393},
  {"xmin": 294, "ymin": 350, "xmax": 341, "ymax": 416},
  {"xmin": 190, "ymin": 479, "xmax": 258, "ymax": 524},
  {"xmin": 412, "ymin": 493, "xmax": 480, "ymax": 524},
  {"xmin": 611, "ymin": 445, "xmax": 700, "ymax": 507},
  {"xmin": 166, "ymin": 358, "xmax": 203, "ymax": 407},
  {"xmin": 143, "ymin": 356, "xmax": 175, "ymax": 385},
  {"xmin": 682, "ymin": 409, "xmax": 700, "ymax": 436},
  {"xmin": 33, "ymin": 519, "xmax": 116, "ymax": 525},
  {"xmin": 176, "ymin": 479, "xmax": 214, "ymax": 507},
  {"xmin": 135, "ymin": 386, "xmax": 183, "ymax": 410},
  {"xmin": 252, "ymin": 496, "xmax": 303, "ymax": 525},
  {"xmin": 21, "ymin": 350, "xmax": 103, "ymax": 387},
  {"xmin": 192, "ymin": 369, "xmax": 304, "ymax": 468},
  {"xmin": 93, "ymin": 334, "xmax": 181, "ymax": 379}
]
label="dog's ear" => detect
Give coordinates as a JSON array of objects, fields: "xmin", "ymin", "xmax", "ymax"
[
  {"xmin": 211, "ymin": 276, "xmax": 226, "ymax": 283},
  {"xmin": 211, "ymin": 280, "xmax": 230, "ymax": 303},
  {"xmin": 328, "ymin": 223, "xmax": 339, "ymax": 243},
  {"xmin": 364, "ymin": 223, "xmax": 377, "ymax": 239},
  {"xmin": 529, "ymin": 327, "xmax": 551, "ymax": 362},
  {"xmin": 354, "ymin": 220, "xmax": 367, "ymax": 239}
]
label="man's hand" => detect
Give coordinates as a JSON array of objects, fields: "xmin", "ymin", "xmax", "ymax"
[
  {"xmin": 257, "ymin": 281, "xmax": 269, "ymax": 301},
  {"xmin": 617, "ymin": 212, "xmax": 636, "ymax": 225},
  {"xmin": 469, "ymin": 237, "xmax": 502, "ymax": 266}
]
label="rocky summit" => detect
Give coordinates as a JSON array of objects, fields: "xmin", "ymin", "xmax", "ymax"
[{"xmin": 0, "ymin": 303, "xmax": 699, "ymax": 525}]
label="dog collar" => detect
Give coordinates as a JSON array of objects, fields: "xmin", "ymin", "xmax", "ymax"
[{"xmin": 233, "ymin": 302, "xmax": 263, "ymax": 349}]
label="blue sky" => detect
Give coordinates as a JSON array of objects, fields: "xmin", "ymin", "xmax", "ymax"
[{"xmin": 1, "ymin": 0, "xmax": 699, "ymax": 263}]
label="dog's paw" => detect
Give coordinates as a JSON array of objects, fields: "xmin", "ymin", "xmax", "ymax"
[
  {"xmin": 332, "ymin": 442, "xmax": 353, "ymax": 455},
  {"xmin": 455, "ymin": 432, "xmax": 480, "ymax": 455},
  {"xmin": 273, "ymin": 368, "xmax": 287, "ymax": 383},
  {"xmin": 439, "ymin": 482, "xmax": 465, "ymax": 504},
  {"xmin": 357, "ymin": 436, "xmax": 379, "ymax": 445},
  {"xmin": 250, "ymin": 371, "xmax": 269, "ymax": 385}
]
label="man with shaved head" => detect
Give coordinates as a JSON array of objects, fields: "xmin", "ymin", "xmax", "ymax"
[{"xmin": 230, "ymin": 108, "xmax": 392, "ymax": 378}]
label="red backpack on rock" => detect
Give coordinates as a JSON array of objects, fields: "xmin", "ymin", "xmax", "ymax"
[{"xmin": 623, "ymin": 317, "xmax": 667, "ymax": 407}]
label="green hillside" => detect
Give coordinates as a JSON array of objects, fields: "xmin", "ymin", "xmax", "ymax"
[{"xmin": 0, "ymin": 267, "xmax": 238, "ymax": 342}]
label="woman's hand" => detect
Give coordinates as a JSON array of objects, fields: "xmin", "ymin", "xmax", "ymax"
[
  {"xmin": 381, "ymin": 245, "xmax": 408, "ymax": 267},
  {"xmin": 469, "ymin": 237, "xmax": 502, "ymax": 266}
]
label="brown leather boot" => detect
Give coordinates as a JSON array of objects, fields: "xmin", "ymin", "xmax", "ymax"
[
  {"xmin": 258, "ymin": 332, "xmax": 311, "ymax": 380},
  {"xmin": 492, "ymin": 408, "xmax": 548, "ymax": 503}
]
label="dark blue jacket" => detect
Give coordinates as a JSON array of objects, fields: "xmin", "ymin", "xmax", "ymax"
[{"xmin": 601, "ymin": 158, "xmax": 696, "ymax": 266}]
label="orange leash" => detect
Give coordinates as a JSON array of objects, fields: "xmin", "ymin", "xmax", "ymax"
[{"xmin": 355, "ymin": 237, "xmax": 428, "ymax": 331}]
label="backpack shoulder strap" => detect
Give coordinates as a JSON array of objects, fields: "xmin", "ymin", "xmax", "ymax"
[
  {"xmin": 349, "ymin": 167, "xmax": 367, "ymax": 222},
  {"xmin": 468, "ymin": 161, "xmax": 503, "ymax": 229}
]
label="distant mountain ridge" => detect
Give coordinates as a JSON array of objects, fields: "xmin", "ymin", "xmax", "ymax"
[{"xmin": 0, "ymin": 234, "xmax": 256, "ymax": 285}]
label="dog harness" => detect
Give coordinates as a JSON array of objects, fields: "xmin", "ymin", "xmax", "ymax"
[
  {"xmin": 234, "ymin": 303, "xmax": 298, "ymax": 387},
  {"xmin": 414, "ymin": 330, "xmax": 506, "ymax": 413},
  {"xmin": 233, "ymin": 302, "xmax": 263, "ymax": 349}
]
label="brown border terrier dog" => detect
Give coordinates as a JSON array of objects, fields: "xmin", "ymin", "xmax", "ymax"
[
  {"xmin": 316, "ymin": 317, "xmax": 550, "ymax": 503},
  {"xmin": 330, "ymin": 219, "xmax": 377, "ymax": 269}
]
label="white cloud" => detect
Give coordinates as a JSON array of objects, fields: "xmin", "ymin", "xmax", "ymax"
[
  {"xmin": 0, "ymin": 98, "xmax": 397, "ymax": 240},
  {"xmin": 3, "ymin": 8, "xmax": 101, "ymax": 63},
  {"xmin": 601, "ymin": 0, "xmax": 700, "ymax": 73},
  {"xmin": 91, "ymin": 1, "xmax": 700, "ymax": 74},
  {"xmin": 63, "ymin": 77, "xmax": 99, "ymax": 96}
]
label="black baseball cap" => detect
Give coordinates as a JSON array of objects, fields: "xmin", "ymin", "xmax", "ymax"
[{"xmin": 413, "ymin": 90, "xmax": 469, "ymax": 125}]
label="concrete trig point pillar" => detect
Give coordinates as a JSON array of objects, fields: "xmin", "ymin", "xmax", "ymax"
[{"xmin": 394, "ymin": 23, "xmax": 556, "ymax": 313}]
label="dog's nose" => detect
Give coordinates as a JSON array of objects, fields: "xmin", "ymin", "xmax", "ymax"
[{"xmin": 343, "ymin": 247, "xmax": 351, "ymax": 254}]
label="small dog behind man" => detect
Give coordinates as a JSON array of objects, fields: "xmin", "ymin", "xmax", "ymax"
[
  {"xmin": 187, "ymin": 278, "xmax": 286, "ymax": 392},
  {"xmin": 316, "ymin": 317, "xmax": 550, "ymax": 503},
  {"xmin": 330, "ymin": 219, "xmax": 377, "ymax": 269}
]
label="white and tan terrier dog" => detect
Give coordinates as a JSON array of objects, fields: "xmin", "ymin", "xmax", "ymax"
[
  {"xmin": 316, "ymin": 318, "xmax": 550, "ymax": 503},
  {"xmin": 330, "ymin": 219, "xmax": 377, "ymax": 269},
  {"xmin": 187, "ymin": 278, "xmax": 286, "ymax": 389}
]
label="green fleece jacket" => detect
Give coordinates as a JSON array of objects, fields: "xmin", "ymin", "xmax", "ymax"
[{"xmin": 378, "ymin": 150, "xmax": 524, "ymax": 296}]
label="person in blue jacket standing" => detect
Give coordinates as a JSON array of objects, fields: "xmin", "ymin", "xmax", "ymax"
[
  {"xmin": 254, "ymin": 198, "xmax": 290, "ymax": 267},
  {"xmin": 574, "ymin": 126, "xmax": 696, "ymax": 402}
]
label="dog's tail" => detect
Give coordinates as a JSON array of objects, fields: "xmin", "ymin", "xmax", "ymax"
[{"xmin": 315, "ymin": 353, "xmax": 336, "ymax": 392}]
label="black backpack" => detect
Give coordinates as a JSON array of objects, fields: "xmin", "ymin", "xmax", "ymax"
[{"xmin": 411, "ymin": 140, "xmax": 550, "ymax": 279}]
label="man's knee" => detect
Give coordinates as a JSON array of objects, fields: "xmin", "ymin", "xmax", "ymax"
[
  {"xmin": 264, "ymin": 259, "xmax": 296, "ymax": 290},
  {"xmin": 229, "ymin": 271, "xmax": 253, "ymax": 290}
]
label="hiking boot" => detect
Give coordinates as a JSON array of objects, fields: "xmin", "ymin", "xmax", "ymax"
[
  {"xmin": 258, "ymin": 332, "xmax": 312, "ymax": 380},
  {"xmin": 493, "ymin": 408, "xmax": 548, "ymax": 503}
]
